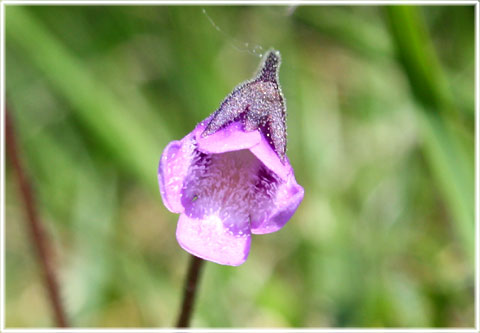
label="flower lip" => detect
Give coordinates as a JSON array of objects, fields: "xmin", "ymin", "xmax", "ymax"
[
  {"xmin": 177, "ymin": 148, "xmax": 264, "ymax": 266},
  {"xmin": 176, "ymin": 213, "xmax": 251, "ymax": 266}
]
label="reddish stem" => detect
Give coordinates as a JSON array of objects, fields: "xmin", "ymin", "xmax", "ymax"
[{"xmin": 5, "ymin": 107, "xmax": 69, "ymax": 327}]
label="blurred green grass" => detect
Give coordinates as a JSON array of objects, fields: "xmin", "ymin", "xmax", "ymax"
[{"xmin": 5, "ymin": 5, "xmax": 474, "ymax": 328}]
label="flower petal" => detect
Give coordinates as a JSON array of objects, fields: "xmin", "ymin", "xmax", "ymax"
[
  {"xmin": 251, "ymin": 173, "xmax": 304, "ymax": 234},
  {"xmin": 195, "ymin": 121, "xmax": 262, "ymax": 154},
  {"xmin": 158, "ymin": 134, "xmax": 195, "ymax": 213},
  {"xmin": 196, "ymin": 119, "xmax": 290, "ymax": 181},
  {"xmin": 250, "ymin": 134, "xmax": 291, "ymax": 181},
  {"xmin": 176, "ymin": 213, "xmax": 251, "ymax": 266}
]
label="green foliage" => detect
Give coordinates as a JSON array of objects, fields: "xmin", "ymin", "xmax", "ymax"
[{"xmin": 5, "ymin": 5, "xmax": 474, "ymax": 328}]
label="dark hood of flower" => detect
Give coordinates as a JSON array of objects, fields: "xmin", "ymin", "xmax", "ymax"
[{"xmin": 202, "ymin": 50, "xmax": 287, "ymax": 161}]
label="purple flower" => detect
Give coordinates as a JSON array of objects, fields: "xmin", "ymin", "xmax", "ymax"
[{"xmin": 158, "ymin": 50, "xmax": 304, "ymax": 266}]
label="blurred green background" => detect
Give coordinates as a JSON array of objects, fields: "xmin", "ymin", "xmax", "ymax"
[{"xmin": 5, "ymin": 5, "xmax": 475, "ymax": 328}]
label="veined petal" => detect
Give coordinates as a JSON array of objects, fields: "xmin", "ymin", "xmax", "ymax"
[
  {"xmin": 176, "ymin": 213, "xmax": 251, "ymax": 266},
  {"xmin": 250, "ymin": 134, "xmax": 291, "ymax": 181},
  {"xmin": 251, "ymin": 173, "xmax": 304, "ymax": 235},
  {"xmin": 158, "ymin": 133, "xmax": 195, "ymax": 213}
]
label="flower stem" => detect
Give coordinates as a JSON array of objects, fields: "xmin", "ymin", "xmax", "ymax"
[
  {"xmin": 176, "ymin": 255, "xmax": 205, "ymax": 327},
  {"xmin": 5, "ymin": 106, "xmax": 69, "ymax": 327}
]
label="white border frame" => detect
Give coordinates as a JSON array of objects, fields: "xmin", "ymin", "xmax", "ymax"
[{"xmin": 0, "ymin": 1, "xmax": 478, "ymax": 332}]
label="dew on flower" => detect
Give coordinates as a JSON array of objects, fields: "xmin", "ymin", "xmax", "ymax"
[{"xmin": 202, "ymin": 51, "xmax": 287, "ymax": 161}]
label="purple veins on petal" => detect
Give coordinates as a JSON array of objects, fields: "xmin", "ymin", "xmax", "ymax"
[{"xmin": 203, "ymin": 49, "xmax": 287, "ymax": 161}]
